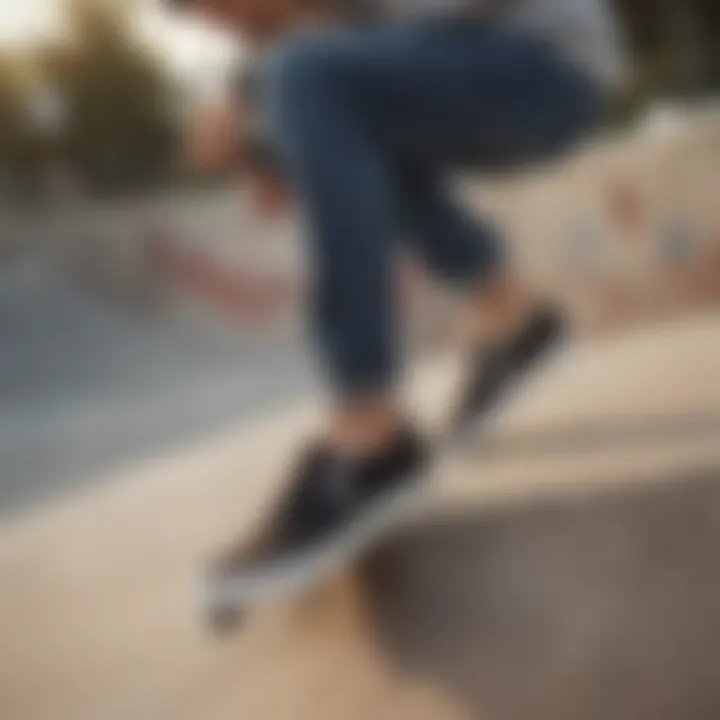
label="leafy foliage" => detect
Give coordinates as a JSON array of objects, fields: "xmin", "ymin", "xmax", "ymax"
[{"xmin": 45, "ymin": 0, "xmax": 178, "ymax": 192}]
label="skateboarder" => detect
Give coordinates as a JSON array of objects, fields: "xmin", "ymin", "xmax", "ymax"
[{"xmin": 168, "ymin": 0, "xmax": 625, "ymax": 604}]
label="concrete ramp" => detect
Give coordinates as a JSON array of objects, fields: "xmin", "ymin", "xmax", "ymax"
[
  {"xmin": 363, "ymin": 471, "xmax": 720, "ymax": 720},
  {"xmin": 2, "ymin": 315, "xmax": 720, "ymax": 720}
]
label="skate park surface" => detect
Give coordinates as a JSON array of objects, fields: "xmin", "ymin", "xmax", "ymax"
[
  {"xmin": 0, "ymin": 258, "xmax": 314, "ymax": 513},
  {"xmin": 2, "ymin": 311, "xmax": 720, "ymax": 720}
]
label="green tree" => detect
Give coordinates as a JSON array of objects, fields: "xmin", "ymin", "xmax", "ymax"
[
  {"xmin": 614, "ymin": 0, "xmax": 720, "ymax": 97},
  {"xmin": 40, "ymin": 0, "xmax": 179, "ymax": 193},
  {"xmin": 0, "ymin": 55, "xmax": 41, "ymax": 193},
  {"xmin": 0, "ymin": 57, "xmax": 24, "ymax": 167}
]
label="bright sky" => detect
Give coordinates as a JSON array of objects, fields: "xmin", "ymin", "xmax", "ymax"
[
  {"xmin": 0, "ymin": 0, "xmax": 64, "ymax": 45},
  {"xmin": 0, "ymin": 0, "xmax": 241, "ymax": 96}
]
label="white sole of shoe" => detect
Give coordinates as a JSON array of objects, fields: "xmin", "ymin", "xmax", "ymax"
[{"xmin": 202, "ymin": 470, "xmax": 431, "ymax": 614}]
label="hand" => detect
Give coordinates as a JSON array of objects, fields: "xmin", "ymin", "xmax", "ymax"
[
  {"xmin": 185, "ymin": 98, "xmax": 241, "ymax": 172},
  {"xmin": 197, "ymin": 0, "xmax": 320, "ymax": 42},
  {"xmin": 246, "ymin": 165, "xmax": 294, "ymax": 220}
]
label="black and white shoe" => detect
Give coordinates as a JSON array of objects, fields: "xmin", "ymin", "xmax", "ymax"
[
  {"xmin": 204, "ymin": 427, "xmax": 429, "ymax": 614},
  {"xmin": 452, "ymin": 304, "xmax": 567, "ymax": 439}
]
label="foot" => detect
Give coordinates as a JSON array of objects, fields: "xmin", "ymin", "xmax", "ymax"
[
  {"xmin": 451, "ymin": 304, "xmax": 567, "ymax": 437},
  {"xmin": 204, "ymin": 426, "xmax": 428, "ymax": 611}
]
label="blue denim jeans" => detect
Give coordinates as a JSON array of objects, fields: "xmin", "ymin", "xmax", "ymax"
[{"xmin": 262, "ymin": 24, "xmax": 602, "ymax": 399}]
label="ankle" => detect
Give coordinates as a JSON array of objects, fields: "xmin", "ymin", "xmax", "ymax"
[
  {"xmin": 460, "ymin": 277, "xmax": 536, "ymax": 346},
  {"xmin": 325, "ymin": 398, "xmax": 405, "ymax": 458}
]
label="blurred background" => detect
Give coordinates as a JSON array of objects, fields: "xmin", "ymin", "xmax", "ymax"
[
  {"xmin": 1, "ymin": 3, "xmax": 720, "ymax": 720},
  {"xmin": 0, "ymin": 0, "xmax": 314, "ymax": 512},
  {"xmin": 0, "ymin": 0, "xmax": 718, "ymax": 514}
]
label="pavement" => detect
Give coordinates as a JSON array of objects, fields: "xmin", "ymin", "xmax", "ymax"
[{"xmin": 1, "ymin": 311, "xmax": 720, "ymax": 720}]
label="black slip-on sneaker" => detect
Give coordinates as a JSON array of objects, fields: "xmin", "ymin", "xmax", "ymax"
[
  {"xmin": 452, "ymin": 304, "xmax": 567, "ymax": 438},
  {"xmin": 204, "ymin": 427, "xmax": 429, "ymax": 613}
]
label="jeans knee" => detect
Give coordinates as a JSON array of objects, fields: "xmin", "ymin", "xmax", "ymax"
[{"xmin": 264, "ymin": 34, "xmax": 344, "ymax": 119}]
